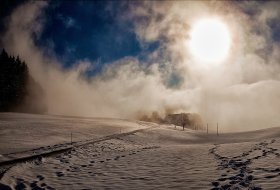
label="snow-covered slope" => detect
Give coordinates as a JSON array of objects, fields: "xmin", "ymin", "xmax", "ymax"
[
  {"xmin": 0, "ymin": 113, "xmax": 149, "ymax": 154},
  {"xmin": 1, "ymin": 113, "xmax": 280, "ymax": 190}
]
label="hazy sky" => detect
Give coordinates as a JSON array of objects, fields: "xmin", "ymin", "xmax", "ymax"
[
  {"xmin": 1, "ymin": 1, "xmax": 277, "ymax": 72},
  {"xmin": 1, "ymin": 0, "xmax": 280, "ymax": 131},
  {"xmin": 1, "ymin": 1, "xmax": 160, "ymax": 72}
]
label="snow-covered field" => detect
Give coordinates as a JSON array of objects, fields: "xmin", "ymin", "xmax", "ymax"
[{"xmin": 1, "ymin": 113, "xmax": 280, "ymax": 189}]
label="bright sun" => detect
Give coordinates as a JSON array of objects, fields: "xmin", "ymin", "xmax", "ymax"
[{"xmin": 189, "ymin": 18, "xmax": 231, "ymax": 64}]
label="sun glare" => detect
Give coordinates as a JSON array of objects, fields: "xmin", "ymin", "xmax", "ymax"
[{"xmin": 189, "ymin": 18, "xmax": 231, "ymax": 64}]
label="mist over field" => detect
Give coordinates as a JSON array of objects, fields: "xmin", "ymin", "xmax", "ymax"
[
  {"xmin": 1, "ymin": 1, "xmax": 280, "ymax": 131},
  {"xmin": 2, "ymin": 1, "xmax": 280, "ymax": 190}
]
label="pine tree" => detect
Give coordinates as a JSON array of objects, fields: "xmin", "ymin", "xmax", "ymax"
[{"xmin": 0, "ymin": 49, "xmax": 29, "ymax": 111}]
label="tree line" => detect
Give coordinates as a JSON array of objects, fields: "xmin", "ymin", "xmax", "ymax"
[{"xmin": 0, "ymin": 49, "xmax": 46, "ymax": 113}]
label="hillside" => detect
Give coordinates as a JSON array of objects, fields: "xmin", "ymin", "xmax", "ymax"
[{"xmin": 1, "ymin": 113, "xmax": 280, "ymax": 189}]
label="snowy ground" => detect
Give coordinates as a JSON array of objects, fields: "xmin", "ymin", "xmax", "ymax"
[{"xmin": 1, "ymin": 113, "xmax": 280, "ymax": 189}]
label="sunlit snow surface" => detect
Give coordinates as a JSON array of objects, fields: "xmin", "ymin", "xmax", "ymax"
[{"xmin": 1, "ymin": 113, "xmax": 280, "ymax": 189}]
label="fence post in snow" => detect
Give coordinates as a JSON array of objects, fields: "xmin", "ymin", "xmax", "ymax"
[
  {"xmin": 207, "ymin": 123, "xmax": 208, "ymax": 134},
  {"xmin": 71, "ymin": 132, "xmax": 72, "ymax": 145},
  {"xmin": 217, "ymin": 123, "xmax": 219, "ymax": 136}
]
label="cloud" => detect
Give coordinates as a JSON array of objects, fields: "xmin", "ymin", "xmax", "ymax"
[
  {"xmin": 2, "ymin": 0, "xmax": 280, "ymax": 132},
  {"xmin": 57, "ymin": 14, "xmax": 76, "ymax": 28}
]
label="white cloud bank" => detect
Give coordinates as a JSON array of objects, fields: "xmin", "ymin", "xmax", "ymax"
[{"xmin": 2, "ymin": 1, "xmax": 280, "ymax": 132}]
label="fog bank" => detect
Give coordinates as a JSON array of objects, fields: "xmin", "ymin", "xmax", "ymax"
[{"xmin": 2, "ymin": 1, "xmax": 280, "ymax": 132}]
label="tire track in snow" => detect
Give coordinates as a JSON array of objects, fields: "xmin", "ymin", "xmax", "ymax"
[
  {"xmin": 0, "ymin": 123, "xmax": 155, "ymax": 180},
  {"xmin": 2, "ymin": 136, "xmax": 160, "ymax": 190}
]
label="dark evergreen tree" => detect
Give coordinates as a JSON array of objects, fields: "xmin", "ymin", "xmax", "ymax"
[
  {"xmin": 0, "ymin": 48, "xmax": 45, "ymax": 112},
  {"xmin": 0, "ymin": 49, "xmax": 27, "ymax": 111}
]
